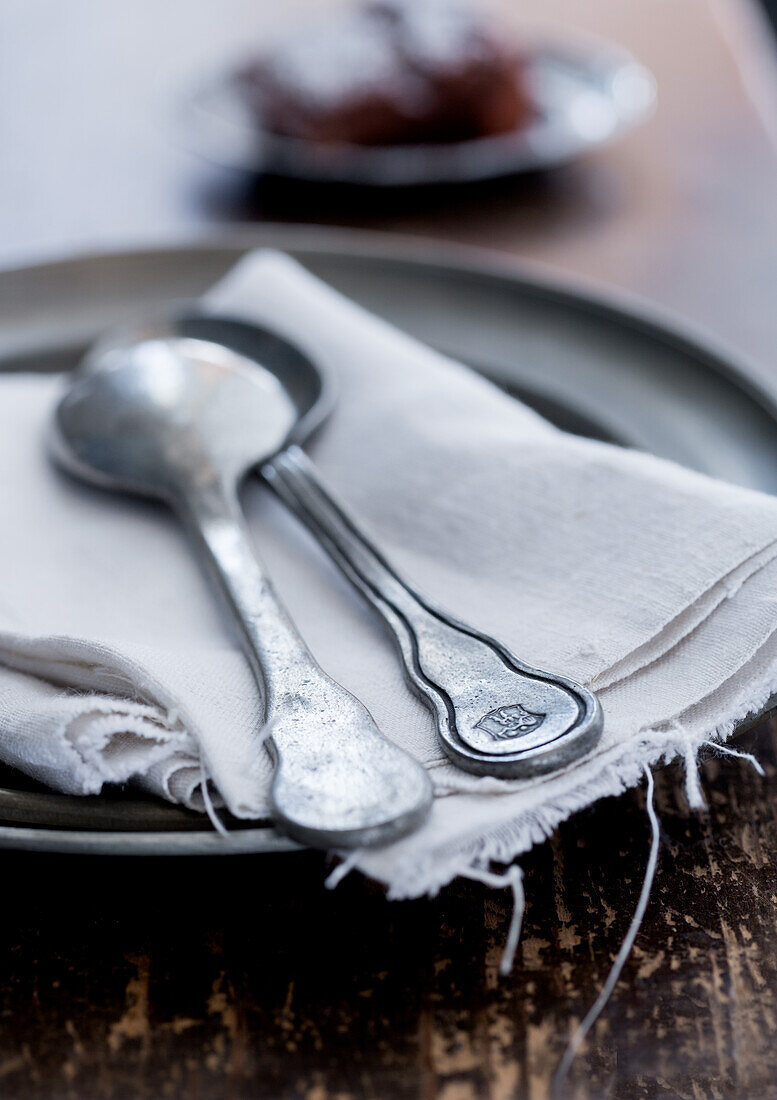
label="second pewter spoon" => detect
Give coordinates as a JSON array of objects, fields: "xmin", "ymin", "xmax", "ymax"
[
  {"xmin": 81, "ymin": 311, "xmax": 603, "ymax": 778},
  {"xmin": 53, "ymin": 333, "xmax": 432, "ymax": 849}
]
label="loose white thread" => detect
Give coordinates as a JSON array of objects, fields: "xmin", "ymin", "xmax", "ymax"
[
  {"xmin": 681, "ymin": 738, "xmax": 706, "ymax": 810},
  {"xmin": 325, "ymin": 851, "xmax": 361, "ymax": 889},
  {"xmin": 199, "ymin": 757, "xmax": 229, "ymax": 838},
  {"xmin": 462, "ymin": 863, "xmax": 526, "ymax": 976},
  {"xmin": 551, "ymin": 766, "xmax": 660, "ymax": 1099},
  {"xmin": 702, "ymin": 739, "xmax": 765, "ymax": 776}
]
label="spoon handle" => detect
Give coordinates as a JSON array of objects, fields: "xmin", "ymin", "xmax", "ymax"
[
  {"xmin": 264, "ymin": 447, "xmax": 602, "ymax": 778},
  {"xmin": 176, "ymin": 476, "xmax": 432, "ymax": 848}
]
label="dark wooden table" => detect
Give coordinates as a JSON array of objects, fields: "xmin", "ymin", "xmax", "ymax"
[{"xmin": 3, "ymin": 1, "xmax": 777, "ymax": 1096}]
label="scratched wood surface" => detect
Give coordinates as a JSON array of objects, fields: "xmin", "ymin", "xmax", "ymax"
[
  {"xmin": 3, "ymin": 0, "xmax": 777, "ymax": 1097},
  {"xmin": 0, "ymin": 728, "xmax": 775, "ymax": 1099}
]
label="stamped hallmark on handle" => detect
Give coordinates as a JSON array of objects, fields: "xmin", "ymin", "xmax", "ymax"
[{"xmin": 474, "ymin": 704, "xmax": 547, "ymax": 741}]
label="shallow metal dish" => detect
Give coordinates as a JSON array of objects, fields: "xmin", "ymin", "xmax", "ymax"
[
  {"xmin": 182, "ymin": 40, "xmax": 656, "ymax": 186},
  {"xmin": 0, "ymin": 225, "xmax": 775, "ymax": 854}
]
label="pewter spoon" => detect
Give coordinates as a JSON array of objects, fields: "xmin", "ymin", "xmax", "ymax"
[
  {"xmin": 53, "ymin": 335, "xmax": 432, "ymax": 849},
  {"xmin": 80, "ymin": 311, "xmax": 603, "ymax": 778}
]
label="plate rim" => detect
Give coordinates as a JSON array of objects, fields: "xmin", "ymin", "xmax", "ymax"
[{"xmin": 4, "ymin": 223, "xmax": 777, "ymax": 425}]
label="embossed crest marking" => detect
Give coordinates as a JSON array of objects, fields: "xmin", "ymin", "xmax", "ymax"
[{"xmin": 474, "ymin": 704, "xmax": 547, "ymax": 741}]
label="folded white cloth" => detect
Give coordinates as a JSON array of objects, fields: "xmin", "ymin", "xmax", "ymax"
[{"xmin": 2, "ymin": 249, "xmax": 777, "ymax": 896}]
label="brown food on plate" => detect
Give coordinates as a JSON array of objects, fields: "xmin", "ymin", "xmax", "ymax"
[{"xmin": 237, "ymin": 0, "xmax": 534, "ymax": 146}]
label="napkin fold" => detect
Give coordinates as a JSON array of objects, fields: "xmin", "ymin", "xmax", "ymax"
[{"xmin": 2, "ymin": 249, "xmax": 777, "ymax": 895}]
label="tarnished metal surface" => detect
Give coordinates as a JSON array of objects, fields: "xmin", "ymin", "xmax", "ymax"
[
  {"xmin": 77, "ymin": 308, "xmax": 602, "ymax": 778},
  {"xmin": 267, "ymin": 447, "xmax": 602, "ymax": 776},
  {"xmin": 52, "ymin": 333, "xmax": 432, "ymax": 849}
]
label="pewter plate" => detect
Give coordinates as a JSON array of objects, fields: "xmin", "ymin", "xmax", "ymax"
[
  {"xmin": 1, "ymin": 226, "xmax": 776, "ymax": 855},
  {"xmin": 182, "ymin": 40, "xmax": 655, "ymax": 186}
]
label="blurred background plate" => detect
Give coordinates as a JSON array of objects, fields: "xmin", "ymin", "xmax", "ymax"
[
  {"xmin": 182, "ymin": 39, "xmax": 656, "ymax": 186},
  {"xmin": 0, "ymin": 225, "xmax": 775, "ymax": 854}
]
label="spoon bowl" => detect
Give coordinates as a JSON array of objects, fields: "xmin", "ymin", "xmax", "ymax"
[
  {"xmin": 58, "ymin": 311, "xmax": 331, "ymax": 499},
  {"xmin": 84, "ymin": 311, "xmax": 330, "ymax": 434},
  {"xmin": 55, "ymin": 337, "xmax": 295, "ymax": 498}
]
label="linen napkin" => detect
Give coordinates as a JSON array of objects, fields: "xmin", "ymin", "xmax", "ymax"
[{"xmin": 2, "ymin": 248, "xmax": 777, "ymax": 897}]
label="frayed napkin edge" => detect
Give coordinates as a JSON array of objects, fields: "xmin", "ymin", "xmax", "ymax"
[{"xmin": 363, "ymin": 665, "xmax": 776, "ymax": 902}]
